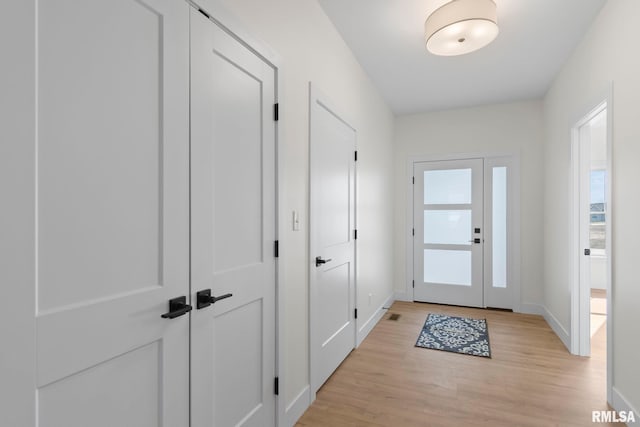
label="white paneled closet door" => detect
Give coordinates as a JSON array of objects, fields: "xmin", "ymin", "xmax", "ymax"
[
  {"xmin": 190, "ymin": 8, "xmax": 277, "ymax": 427},
  {"xmin": 3, "ymin": 2, "xmax": 279, "ymax": 426},
  {"xmin": 31, "ymin": 0, "xmax": 191, "ymax": 425}
]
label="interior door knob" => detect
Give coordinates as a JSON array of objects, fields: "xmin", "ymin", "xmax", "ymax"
[
  {"xmin": 161, "ymin": 296, "xmax": 192, "ymax": 319},
  {"xmin": 315, "ymin": 256, "xmax": 332, "ymax": 267},
  {"xmin": 196, "ymin": 289, "xmax": 233, "ymax": 310}
]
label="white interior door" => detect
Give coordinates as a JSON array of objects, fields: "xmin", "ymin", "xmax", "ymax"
[
  {"xmin": 309, "ymin": 87, "xmax": 357, "ymax": 394},
  {"xmin": 34, "ymin": 0, "xmax": 191, "ymax": 425},
  {"xmin": 190, "ymin": 9, "xmax": 277, "ymax": 427},
  {"xmin": 414, "ymin": 159, "xmax": 484, "ymax": 307}
]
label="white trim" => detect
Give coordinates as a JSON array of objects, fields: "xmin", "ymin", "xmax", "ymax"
[
  {"xmin": 543, "ymin": 306, "xmax": 571, "ymax": 351},
  {"xmin": 187, "ymin": 0, "xmax": 282, "ymax": 68},
  {"xmin": 275, "ymin": 60, "xmax": 287, "ymax": 427},
  {"xmin": 612, "ymin": 387, "xmax": 639, "ymax": 425},
  {"xmin": 405, "ymin": 151, "xmax": 521, "ymax": 310},
  {"xmin": 405, "ymin": 157, "xmax": 415, "ymax": 301},
  {"xmin": 569, "ymin": 85, "xmax": 613, "ymax": 405},
  {"xmin": 284, "ymin": 386, "xmax": 311, "ymax": 427},
  {"xmin": 394, "ymin": 291, "xmax": 412, "ymax": 302},
  {"xmin": 519, "ymin": 304, "xmax": 570, "ymax": 351},
  {"xmin": 519, "ymin": 303, "xmax": 545, "ymax": 316},
  {"xmin": 357, "ymin": 293, "xmax": 394, "ymax": 346},
  {"xmin": 0, "ymin": 1, "xmax": 37, "ymax": 424}
]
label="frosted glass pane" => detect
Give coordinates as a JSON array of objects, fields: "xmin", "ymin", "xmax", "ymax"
[
  {"xmin": 424, "ymin": 210, "xmax": 471, "ymax": 245},
  {"xmin": 424, "ymin": 169, "xmax": 472, "ymax": 205},
  {"xmin": 492, "ymin": 167, "xmax": 507, "ymax": 288},
  {"xmin": 424, "ymin": 249, "xmax": 471, "ymax": 286}
]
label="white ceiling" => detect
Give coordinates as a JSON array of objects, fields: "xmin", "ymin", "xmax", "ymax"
[{"xmin": 317, "ymin": 0, "xmax": 607, "ymax": 115}]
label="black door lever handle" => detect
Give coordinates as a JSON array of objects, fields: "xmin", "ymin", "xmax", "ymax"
[
  {"xmin": 315, "ymin": 256, "xmax": 332, "ymax": 267},
  {"xmin": 196, "ymin": 289, "xmax": 233, "ymax": 310},
  {"xmin": 161, "ymin": 296, "xmax": 192, "ymax": 319}
]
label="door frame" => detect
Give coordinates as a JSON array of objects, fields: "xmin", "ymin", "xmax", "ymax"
[
  {"xmin": 569, "ymin": 87, "xmax": 613, "ymax": 402},
  {"xmin": 186, "ymin": 0, "xmax": 284, "ymax": 423},
  {"xmin": 308, "ymin": 82, "xmax": 357, "ymax": 401},
  {"xmin": 0, "ymin": 2, "xmax": 37, "ymax": 425},
  {"xmin": 404, "ymin": 152, "xmax": 521, "ymax": 311}
]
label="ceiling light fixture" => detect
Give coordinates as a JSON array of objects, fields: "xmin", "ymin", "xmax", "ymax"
[{"xmin": 425, "ymin": 0, "xmax": 499, "ymax": 56}]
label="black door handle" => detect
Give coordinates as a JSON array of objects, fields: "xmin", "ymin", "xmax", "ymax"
[
  {"xmin": 161, "ymin": 296, "xmax": 192, "ymax": 319},
  {"xmin": 315, "ymin": 256, "xmax": 332, "ymax": 267},
  {"xmin": 196, "ymin": 289, "xmax": 233, "ymax": 310}
]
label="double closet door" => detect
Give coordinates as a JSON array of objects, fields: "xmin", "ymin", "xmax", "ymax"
[
  {"xmin": 413, "ymin": 158, "xmax": 513, "ymax": 309},
  {"xmin": 20, "ymin": 1, "xmax": 276, "ymax": 426}
]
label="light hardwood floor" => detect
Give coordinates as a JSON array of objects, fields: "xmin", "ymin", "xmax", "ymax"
[{"xmin": 296, "ymin": 301, "xmax": 614, "ymax": 427}]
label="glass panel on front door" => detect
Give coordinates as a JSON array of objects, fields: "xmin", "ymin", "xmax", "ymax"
[
  {"xmin": 423, "ymin": 210, "xmax": 472, "ymax": 245},
  {"xmin": 423, "ymin": 249, "xmax": 472, "ymax": 286},
  {"xmin": 492, "ymin": 167, "xmax": 507, "ymax": 288},
  {"xmin": 424, "ymin": 169, "xmax": 472, "ymax": 204}
]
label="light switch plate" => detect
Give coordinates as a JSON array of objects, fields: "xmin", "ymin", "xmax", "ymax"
[{"xmin": 292, "ymin": 210, "xmax": 300, "ymax": 231}]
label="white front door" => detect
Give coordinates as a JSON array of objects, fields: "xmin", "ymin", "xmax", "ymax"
[
  {"xmin": 309, "ymin": 87, "xmax": 357, "ymax": 394},
  {"xmin": 190, "ymin": 9, "xmax": 277, "ymax": 427},
  {"xmin": 414, "ymin": 159, "xmax": 484, "ymax": 307},
  {"xmin": 34, "ymin": 0, "xmax": 190, "ymax": 425}
]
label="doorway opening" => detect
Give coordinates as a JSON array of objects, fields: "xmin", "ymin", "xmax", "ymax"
[{"xmin": 571, "ymin": 98, "xmax": 612, "ymax": 401}]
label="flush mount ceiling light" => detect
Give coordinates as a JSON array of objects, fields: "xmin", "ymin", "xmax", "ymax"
[{"xmin": 425, "ymin": 0, "xmax": 499, "ymax": 56}]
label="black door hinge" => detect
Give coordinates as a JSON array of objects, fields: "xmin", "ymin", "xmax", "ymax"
[
  {"xmin": 412, "ymin": 280, "xmax": 415, "ymax": 288},
  {"xmin": 354, "ymin": 151, "xmax": 358, "ymax": 162},
  {"xmin": 354, "ymin": 229, "xmax": 358, "ymax": 240},
  {"xmin": 412, "ymin": 176, "xmax": 415, "ymax": 184},
  {"xmin": 274, "ymin": 240, "xmax": 279, "ymax": 258},
  {"xmin": 198, "ymin": 8, "xmax": 210, "ymax": 18},
  {"xmin": 274, "ymin": 377, "xmax": 279, "ymax": 395},
  {"xmin": 354, "ymin": 308, "xmax": 358, "ymax": 319},
  {"xmin": 412, "ymin": 228, "xmax": 415, "ymax": 236},
  {"xmin": 274, "ymin": 103, "xmax": 279, "ymax": 121}
]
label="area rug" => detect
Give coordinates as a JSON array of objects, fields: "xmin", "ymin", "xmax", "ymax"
[{"xmin": 415, "ymin": 313, "xmax": 491, "ymax": 358}]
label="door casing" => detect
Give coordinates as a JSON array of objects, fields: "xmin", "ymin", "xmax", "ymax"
[{"xmin": 569, "ymin": 89, "xmax": 613, "ymax": 403}]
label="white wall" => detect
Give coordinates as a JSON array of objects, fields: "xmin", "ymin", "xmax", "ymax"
[
  {"xmin": 393, "ymin": 101, "xmax": 545, "ymax": 309},
  {"xmin": 207, "ymin": 0, "xmax": 395, "ymax": 414},
  {"xmin": 543, "ymin": 0, "xmax": 640, "ymax": 413}
]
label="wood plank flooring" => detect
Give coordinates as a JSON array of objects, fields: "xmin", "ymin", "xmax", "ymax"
[{"xmin": 296, "ymin": 301, "xmax": 614, "ymax": 427}]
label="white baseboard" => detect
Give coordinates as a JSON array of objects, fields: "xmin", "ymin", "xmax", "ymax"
[
  {"xmin": 519, "ymin": 303, "xmax": 544, "ymax": 316},
  {"xmin": 394, "ymin": 290, "xmax": 411, "ymax": 302},
  {"xmin": 543, "ymin": 306, "xmax": 570, "ymax": 351},
  {"xmin": 518, "ymin": 303, "xmax": 570, "ymax": 352},
  {"xmin": 357, "ymin": 293, "xmax": 394, "ymax": 346},
  {"xmin": 283, "ymin": 385, "xmax": 310, "ymax": 427},
  {"xmin": 612, "ymin": 387, "xmax": 639, "ymax": 425}
]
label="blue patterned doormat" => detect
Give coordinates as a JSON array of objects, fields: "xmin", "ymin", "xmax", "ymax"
[{"xmin": 415, "ymin": 313, "xmax": 491, "ymax": 358}]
